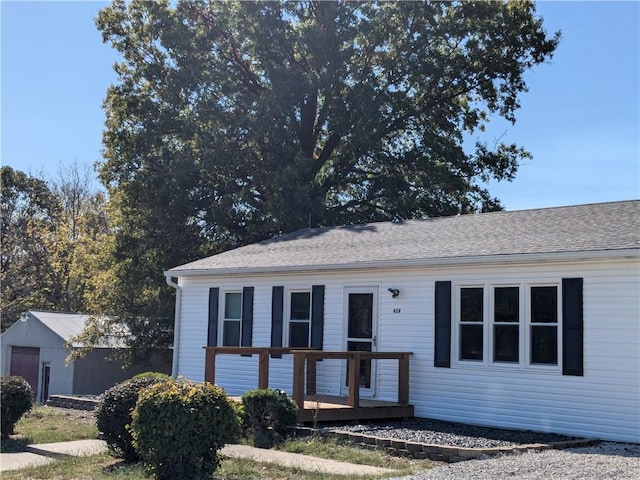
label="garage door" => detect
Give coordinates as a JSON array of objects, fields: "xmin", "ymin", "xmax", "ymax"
[{"xmin": 10, "ymin": 347, "xmax": 40, "ymax": 398}]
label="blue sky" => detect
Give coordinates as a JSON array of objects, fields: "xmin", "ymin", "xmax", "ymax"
[{"xmin": 2, "ymin": 1, "xmax": 639, "ymax": 211}]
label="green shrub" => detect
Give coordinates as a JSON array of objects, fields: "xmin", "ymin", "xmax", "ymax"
[
  {"xmin": 94, "ymin": 372, "xmax": 170, "ymax": 461},
  {"xmin": 1, "ymin": 376, "xmax": 33, "ymax": 438},
  {"xmin": 131, "ymin": 371, "xmax": 171, "ymax": 381},
  {"xmin": 241, "ymin": 388, "xmax": 298, "ymax": 448},
  {"xmin": 131, "ymin": 379, "xmax": 240, "ymax": 480}
]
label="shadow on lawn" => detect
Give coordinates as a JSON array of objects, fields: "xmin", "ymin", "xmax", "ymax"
[{"xmin": 0, "ymin": 435, "xmax": 30, "ymax": 453}]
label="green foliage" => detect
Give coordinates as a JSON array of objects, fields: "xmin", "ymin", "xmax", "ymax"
[
  {"xmin": 0, "ymin": 164, "xmax": 112, "ymax": 332},
  {"xmin": 1, "ymin": 166, "xmax": 61, "ymax": 330},
  {"xmin": 94, "ymin": 372, "xmax": 170, "ymax": 461},
  {"xmin": 1, "ymin": 376, "xmax": 34, "ymax": 438},
  {"xmin": 131, "ymin": 371, "xmax": 171, "ymax": 381},
  {"xmin": 130, "ymin": 379, "xmax": 240, "ymax": 479},
  {"xmin": 241, "ymin": 388, "xmax": 298, "ymax": 448}
]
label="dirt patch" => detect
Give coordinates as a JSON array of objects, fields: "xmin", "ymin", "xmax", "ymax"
[{"xmin": 39, "ymin": 405, "xmax": 96, "ymax": 422}]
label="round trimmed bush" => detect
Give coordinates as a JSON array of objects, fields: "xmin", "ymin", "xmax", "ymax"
[
  {"xmin": 241, "ymin": 388, "xmax": 298, "ymax": 448},
  {"xmin": 131, "ymin": 379, "xmax": 240, "ymax": 479},
  {"xmin": 95, "ymin": 372, "xmax": 171, "ymax": 461},
  {"xmin": 1, "ymin": 376, "xmax": 33, "ymax": 438}
]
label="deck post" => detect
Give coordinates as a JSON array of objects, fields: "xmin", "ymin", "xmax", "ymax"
[
  {"xmin": 258, "ymin": 348, "xmax": 270, "ymax": 389},
  {"xmin": 398, "ymin": 353, "xmax": 409, "ymax": 406},
  {"xmin": 204, "ymin": 347, "xmax": 216, "ymax": 384},
  {"xmin": 306, "ymin": 357, "xmax": 317, "ymax": 395},
  {"xmin": 292, "ymin": 352, "xmax": 305, "ymax": 409},
  {"xmin": 348, "ymin": 353, "xmax": 360, "ymax": 407}
]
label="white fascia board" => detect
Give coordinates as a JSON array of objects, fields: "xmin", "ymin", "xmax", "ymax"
[{"xmin": 164, "ymin": 248, "xmax": 639, "ymax": 279}]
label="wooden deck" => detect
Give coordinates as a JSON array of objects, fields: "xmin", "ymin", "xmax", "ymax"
[
  {"xmin": 297, "ymin": 394, "xmax": 414, "ymax": 422},
  {"xmin": 205, "ymin": 347, "xmax": 414, "ymax": 423}
]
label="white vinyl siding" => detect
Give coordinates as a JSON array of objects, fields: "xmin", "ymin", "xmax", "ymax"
[{"xmin": 173, "ymin": 256, "xmax": 640, "ymax": 442}]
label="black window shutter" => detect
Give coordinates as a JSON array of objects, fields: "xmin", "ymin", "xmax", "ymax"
[
  {"xmin": 562, "ymin": 278, "xmax": 584, "ymax": 376},
  {"xmin": 207, "ymin": 288, "xmax": 219, "ymax": 347},
  {"xmin": 434, "ymin": 281, "xmax": 452, "ymax": 368},
  {"xmin": 241, "ymin": 287, "xmax": 254, "ymax": 347},
  {"xmin": 310, "ymin": 285, "xmax": 325, "ymax": 349},
  {"xmin": 271, "ymin": 286, "xmax": 284, "ymax": 349}
]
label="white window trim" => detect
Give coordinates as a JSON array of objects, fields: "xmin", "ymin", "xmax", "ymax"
[
  {"xmin": 284, "ymin": 288, "xmax": 312, "ymax": 348},
  {"xmin": 489, "ymin": 284, "xmax": 523, "ymax": 366},
  {"xmin": 454, "ymin": 284, "xmax": 486, "ymax": 365},
  {"xmin": 526, "ymin": 283, "xmax": 562, "ymax": 372},
  {"xmin": 219, "ymin": 290, "xmax": 242, "ymax": 347},
  {"xmin": 452, "ymin": 280, "xmax": 562, "ymax": 373}
]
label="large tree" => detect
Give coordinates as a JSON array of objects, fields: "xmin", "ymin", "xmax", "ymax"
[{"xmin": 96, "ymin": 0, "xmax": 559, "ymax": 355}]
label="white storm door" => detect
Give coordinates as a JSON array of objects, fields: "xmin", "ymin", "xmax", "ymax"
[{"xmin": 342, "ymin": 288, "xmax": 378, "ymax": 398}]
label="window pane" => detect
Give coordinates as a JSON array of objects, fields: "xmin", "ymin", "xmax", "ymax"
[
  {"xmin": 289, "ymin": 322, "xmax": 310, "ymax": 348},
  {"xmin": 531, "ymin": 286, "xmax": 557, "ymax": 323},
  {"xmin": 460, "ymin": 324, "xmax": 483, "ymax": 360},
  {"xmin": 348, "ymin": 293, "xmax": 373, "ymax": 338},
  {"xmin": 461, "ymin": 288, "xmax": 483, "ymax": 322},
  {"xmin": 225, "ymin": 292, "xmax": 242, "ymax": 319},
  {"xmin": 494, "ymin": 325, "xmax": 519, "ymax": 363},
  {"xmin": 290, "ymin": 292, "xmax": 311, "ymax": 320},
  {"xmin": 531, "ymin": 326, "xmax": 558, "ymax": 364},
  {"xmin": 495, "ymin": 287, "xmax": 519, "ymax": 322},
  {"xmin": 223, "ymin": 320, "xmax": 240, "ymax": 346}
]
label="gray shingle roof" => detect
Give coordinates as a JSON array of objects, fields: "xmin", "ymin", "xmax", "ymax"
[
  {"xmin": 168, "ymin": 200, "xmax": 639, "ymax": 275},
  {"xmin": 29, "ymin": 311, "xmax": 90, "ymax": 341},
  {"xmin": 26, "ymin": 311, "xmax": 127, "ymax": 348}
]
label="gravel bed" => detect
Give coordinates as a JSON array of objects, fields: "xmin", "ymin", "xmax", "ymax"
[
  {"xmin": 322, "ymin": 418, "xmax": 578, "ymax": 448},
  {"xmin": 40, "ymin": 405, "xmax": 95, "ymax": 422},
  {"xmin": 383, "ymin": 442, "xmax": 640, "ymax": 480}
]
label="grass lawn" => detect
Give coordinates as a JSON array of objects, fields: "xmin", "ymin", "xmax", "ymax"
[
  {"xmin": 1, "ymin": 405, "xmax": 99, "ymax": 453},
  {"xmin": 279, "ymin": 436, "xmax": 424, "ymax": 471},
  {"xmin": 1, "ymin": 405, "xmax": 434, "ymax": 479},
  {"xmin": 0, "ymin": 450, "xmax": 419, "ymax": 480}
]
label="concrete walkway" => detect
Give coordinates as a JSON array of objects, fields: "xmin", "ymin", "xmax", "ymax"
[
  {"xmin": 0, "ymin": 439, "xmax": 393, "ymax": 476},
  {"xmin": 0, "ymin": 439, "xmax": 106, "ymax": 472}
]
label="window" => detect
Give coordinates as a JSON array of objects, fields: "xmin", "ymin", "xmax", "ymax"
[
  {"xmin": 459, "ymin": 287, "xmax": 483, "ymax": 360},
  {"xmin": 530, "ymin": 286, "xmax": 558, "ymax": 365},
  {"xmin": 288, "ymin": 291, "xmax": 311, "ymax": 348},
  {"xmin": 454, "ymin": 282, "xmax": 560, "ymax": 369},
  {"xmin": 493, "ymin": 286, "xmax": 519, "ymax": 363},
  {"xmin": 222, "ymin": 292, "xmax": 242, "ymax": 346}
]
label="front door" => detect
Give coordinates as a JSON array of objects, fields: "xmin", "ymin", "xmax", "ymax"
[{"xmin": 343, "ymin": 288, "xmax": 378, "ymax": 397}]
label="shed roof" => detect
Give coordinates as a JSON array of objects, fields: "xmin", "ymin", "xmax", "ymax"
[
  {"xmin": 168, "ymin": 200, "xmax": 640, "ymax": 276},
  {"xmin": 24, "ymin": 311, "xmax": 126, "ymax": 348},
  {"xmin": 27, "ymin": 311, "xmax": 89, "ymax": 342}
]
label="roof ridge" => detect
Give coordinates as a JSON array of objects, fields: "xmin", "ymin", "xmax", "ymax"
[{"xmin": 272, "ymin": 199, "xmax": 640, "ymax": 238}]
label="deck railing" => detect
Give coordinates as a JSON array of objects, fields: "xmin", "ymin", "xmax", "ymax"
[{"xmin": 203, "ymin": 347, "xmax": 412, "ymax": 410}]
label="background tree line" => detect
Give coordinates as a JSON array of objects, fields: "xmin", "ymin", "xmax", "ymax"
[
  {"xmin": 1, "ymin": 164, "xmax": 114, "ymax": 331},
  {"xmin": 2, "ymin": 0, "xmax": 559, "ymax": 362}
]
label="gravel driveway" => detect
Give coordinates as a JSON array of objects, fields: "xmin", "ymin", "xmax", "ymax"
[
  {"xmin": 324, "ymin": 419, "xmax": 638, "ymax": 479},
  {"xmin": 385, "ymin": 442, "xmax": 640, "ymax": 480}
]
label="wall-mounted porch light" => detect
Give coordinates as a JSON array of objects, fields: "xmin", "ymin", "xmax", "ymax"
[{"xmin": 387, "ymin": 288, "xmax": 400, "ymax": 298}]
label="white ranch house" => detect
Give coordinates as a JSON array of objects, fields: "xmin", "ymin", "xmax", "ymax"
[{"xmin": 165, "ymin": 200, "xmax": 640, "ymax": 443}]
